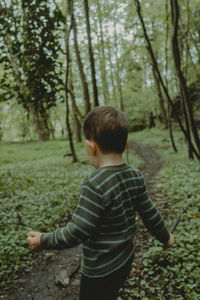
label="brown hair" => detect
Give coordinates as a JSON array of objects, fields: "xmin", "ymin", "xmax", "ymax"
[{"xmin": 83, "ymin": 106, "xmax": 128, "ymax": 153}]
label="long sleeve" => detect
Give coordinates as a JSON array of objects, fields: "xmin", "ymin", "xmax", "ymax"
[
  {"xmin": 135, "ymin": 172, "xmax": 170, "ymax": 243},
  {"xmin": 40, "ymin": 182, "xmax": 104, "ymax": 250}
]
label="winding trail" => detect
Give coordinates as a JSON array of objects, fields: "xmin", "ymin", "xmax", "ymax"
[
  {"xmin": 4, "ymin": 142, "xmax": 164, "ymax": 300},
  {"xmin": 128, "ymin": 141, "xmax": 162, "ymax": 179}
]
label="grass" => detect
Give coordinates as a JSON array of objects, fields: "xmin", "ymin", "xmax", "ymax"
[
  {"xmin": 0, "ymin": 128, "xmax": 200, "ymax": 299},
  {"xmin": 0, "ymin": 139, "xmax": 77, "ymax": 165},
  {"xmin": 120, "ymin": 128, "xmax": 200, "ymax": 299},
  {"xmin": 0, "ymin": 138, "xmax": 142, "ymax": 291}
]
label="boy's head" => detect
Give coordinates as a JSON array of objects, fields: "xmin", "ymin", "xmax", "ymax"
[{"xmin": 83, "ymin": 106, "xmax": 128, "ymax": 154}]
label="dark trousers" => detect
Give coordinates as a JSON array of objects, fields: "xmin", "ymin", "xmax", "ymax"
[{"xmin": 79, "ymin": 254, "xmax": 134, "ymax": 300}]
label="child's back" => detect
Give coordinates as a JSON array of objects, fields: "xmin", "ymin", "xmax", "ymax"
[
  {"xmin": 78, "ymin": 163, "xmax": 169, "ymax": 278},
  {"xmin": 27, "ymin": 106, "xmax": 174, "ymax": 300}
]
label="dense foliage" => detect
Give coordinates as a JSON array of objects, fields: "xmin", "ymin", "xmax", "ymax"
[{"xmin": 0, "ymin": 0, "xmax": 64, "ymax": 140}]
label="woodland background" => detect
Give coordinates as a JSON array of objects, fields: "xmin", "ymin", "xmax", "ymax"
[
  {"xmin": 0, "ymin": 0, "xmax": 200, "ymax": 159},
  {"xmin": 0, "ymin": 0, "xmax": 200, "ymax": 299}
]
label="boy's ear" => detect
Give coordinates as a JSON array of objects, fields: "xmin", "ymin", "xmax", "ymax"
[
  {"xmin": 125, "ymin": 140, "xmax": 128, "ymax": 150},
  {"xmin": 86, "ymin": 140, "xmax": 97, "ymax": 156}
]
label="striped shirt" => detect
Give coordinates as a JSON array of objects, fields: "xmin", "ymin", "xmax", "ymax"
[{"xmin": 40, "ymin": 163, "xmax": 170, "ymax": 277}]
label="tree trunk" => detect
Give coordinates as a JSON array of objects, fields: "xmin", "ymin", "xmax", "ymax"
[
  {"xmin": 184, "ymin": 0, "xmax": 190, "ymax": 79},
  {"xmin": 106, "ymin": 29, "xmax": 117, "ymax": 102},
  {"xmin": 6, "ymin": 33, "xmax": 50, "ymax": 142},
  {"xmin": 165, "ymin": 0, "xmax": 169, "ymax": 89},
  {"xmin": 168, "ymin": 104, "xmax": 178, "ymax": 153},
  {"xmin": 181, "ymin": 88, "xmax": 193, "ymax": 158},
  {"xmin": 31, "ymin": 106, "xmax": 50, "ymax": 141},
  {"xmin": 69, "ymin": 70, "xmax": 82, "ymax": 142},
  {"xmin": 114, "ymin": 19, "xmax": 124, "ymax": 111},
  {"xmin": 170, "ymin": 0, "xmax": 200, "ymax": 156},
  {"xmin": 134, "ymin": 0, "xmax": 200, "ymax": 160},
  {"xmin": 52, "ymin": 0, "xmax": 82, "ymax": 147},
  {"xmin": 83, "ymin": 0, "xmax": 99, "ymax": 107},
  {"xmin": 69, "ymin": 0, "xmax": 91, "ymax": 115},
  {"xmin": 96, "ymin": 0, "xmax": 110, "ymax": 105},
  {"xmin": 152, "ymin": 67, "xmax": 168, "ymax": 128},
  {"xmin": 165, "ymin": 0, "xmax": 177, "ymax": 152},
  {"xmin": 65, "ymin": 1, "xmax": 78, "ymax": 163}
]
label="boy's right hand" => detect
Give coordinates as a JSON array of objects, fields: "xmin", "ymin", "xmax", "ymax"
[
  {"xmin": 164, "ymin": 233, "xmax": 174, "ymax": 249},
  {"xmin": 27, "ymin": 232, "xmax": 41, "ymax": 249}
]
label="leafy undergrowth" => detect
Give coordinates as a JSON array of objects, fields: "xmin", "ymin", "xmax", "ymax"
[
  {"xmin": 118, "ymin": 128, "xmax": 200, "ymax": 300},
  {"xmin": 0, "ymin": 139, "xmax": 142, "ymax": 291}
]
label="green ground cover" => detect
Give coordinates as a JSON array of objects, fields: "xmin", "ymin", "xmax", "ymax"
[
  {"xmin": 0, "ymin": 129, "xmax": 199, "ymax": 299},
  {"xmin": 0, "ymin": 138, "xmax": 142, "ymax": 290},
  {"xmin": 121, "ymin": 129, "xmax": 200, "ymax": 300}
]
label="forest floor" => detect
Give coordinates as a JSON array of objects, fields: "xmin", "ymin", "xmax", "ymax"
[{"xmin": 3, "ymin": 141, "xmax": 169, "ymax": 300}]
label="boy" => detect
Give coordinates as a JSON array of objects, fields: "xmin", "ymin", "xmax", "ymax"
[{"xmin": 27, "ymin": 106, "xmax": 174, "ymax": 300}]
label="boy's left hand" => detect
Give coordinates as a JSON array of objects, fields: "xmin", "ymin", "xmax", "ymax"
[{"xmin": 27, "ymin": 232, "xmax": 41, "ymax": 249}]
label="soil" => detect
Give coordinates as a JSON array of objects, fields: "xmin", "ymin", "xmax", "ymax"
[{"xmin": 2, "ymin": 142, "xmax": 166, "ymax": 300}]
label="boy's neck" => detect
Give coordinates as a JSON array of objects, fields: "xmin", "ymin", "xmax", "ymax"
[{"xmin": 96, "ymin": 152, "xmax": 124, "ymax": 169}]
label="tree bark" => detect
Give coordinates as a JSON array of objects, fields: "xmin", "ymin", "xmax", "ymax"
[{"xmin": 83, "ymin": 0, "xmax": 99, "ymax": 107}]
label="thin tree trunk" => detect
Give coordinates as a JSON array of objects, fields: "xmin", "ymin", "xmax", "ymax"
[
  {"xmin": 134, "ymin": 0, "xmax": 200, "ymax": 160},
  {"xmin": 69, "ymin": 0, "xmax": 91, "ymax": 115},
  {"xmin": 106, "ymin": 29, "xmax": 116, "ymax": 101},
  {"xmin": 69, "ymin": 69, "xmax": 82, "ymax": 142},
  {"xmin": 114, "ymin": 19, "xmax": 124, "ymax": 111},
  {"xmin": 152, "ymin": 67, "xmax": 168, "ymax": 128},
  {"xmin": 184, "ymin": 0, "xmax": 190, "ymax": 79},
  {"xmin": 181, "ymin": 88, "xmax": 193, "ymax": 158},
  {"xmin": 165, "ymin": 0, "xmax": 177, "ymax": 152},
  {"xmin": 165, "ymin": 0, "xmax": 169, "ymax": 89},
  {"xmin": 168, "ymin": 104, "xmax": 178, "ymax": 152},
  {"xmin": 170, "ymin": 0, "xmax": 200, "ymax": 156},
  {"xmin": 96, "ymin": 0, "xmax": 110, "ymax": 104},
  {"xmin": 65, "ymin": 2, "xmax": 78, "ymax": 162},
  {"xmin": 96, "ymin": 30, "xmax": 106, "ymax": 104},
  {"xmin": 53, "ymin": 0, "xmax": 82, "ymax": 145},
  {"xmin": 83, "ymin": 0, "xmax": 99, "ymax": 107}
]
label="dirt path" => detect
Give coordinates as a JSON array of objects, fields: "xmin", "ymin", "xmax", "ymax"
[
  {"xmin": 128, "ymin": 141, "xmax": 162, "ymax": 178},
  {"xmin": 3, "ymin": 142, "xmax": 164, "ymax": 300}
]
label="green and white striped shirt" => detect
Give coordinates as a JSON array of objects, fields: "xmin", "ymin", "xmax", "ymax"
[{"xmin": 41, "ymin": 163, "xmax": 170, "ymax": 277}]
